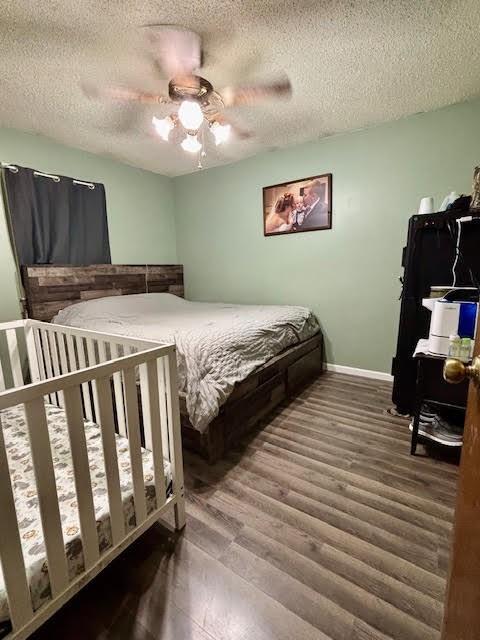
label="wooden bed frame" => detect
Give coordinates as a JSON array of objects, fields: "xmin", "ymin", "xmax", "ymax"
[{"xmin": 21, "ymin": 264, "xmax": 324, "ymax": 462}]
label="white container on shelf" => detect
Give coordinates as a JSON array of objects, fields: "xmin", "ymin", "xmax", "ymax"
[{"xmin": 418, "ymin": 196, "xmax": 434, "ymax": 214}]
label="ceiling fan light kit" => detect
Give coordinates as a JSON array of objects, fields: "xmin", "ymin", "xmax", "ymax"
[
  {"xmin": 152, "ymin": 115, "xmax": 174, "ymax": 141},
  {"xmin": 210, "ymin": 121, "xmax": 231, "ymax": 145},
  {"xmin": 177, "ymin": 99, "xmax": 204, "ymax": 130},
  {"xmin": 181, "ymin": 132, "xmax": 202, "ymax": 153},
  {"xmin": 151, "ymin": 80, "xmax": 235, "ymax": 154}
]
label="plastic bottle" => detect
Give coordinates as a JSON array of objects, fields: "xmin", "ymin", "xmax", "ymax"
[
  {"xmin": 460, "ymin": 338, "xmax": 472, "ymax": 362},
  {"xmin": 448, "ymin": 335, "xmax": 461, "ymax": 358}
]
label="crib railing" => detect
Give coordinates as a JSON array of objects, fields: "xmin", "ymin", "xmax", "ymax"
[{"xmin": 0, "ymin": 320, "xmax": 185, "ymax": 640}]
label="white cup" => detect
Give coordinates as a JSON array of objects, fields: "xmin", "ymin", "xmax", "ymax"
[{"xmin": 418, "ymin": 196, "xmax": 434, "ymax": 215}]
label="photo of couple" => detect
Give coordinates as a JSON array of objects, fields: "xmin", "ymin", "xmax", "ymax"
[{"xmin": 263, "ymin": 173, "xmax": 332, "ymax": 236}]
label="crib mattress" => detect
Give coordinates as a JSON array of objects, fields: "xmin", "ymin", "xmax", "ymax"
[{"xmin": 0, "ymin": 402, "xmax": 172, "ymax": 625}]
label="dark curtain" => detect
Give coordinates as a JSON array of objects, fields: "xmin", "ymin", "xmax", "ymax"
[{"xmin": 3, "ymin": 165, "xmax": 111, "ymax": 265}]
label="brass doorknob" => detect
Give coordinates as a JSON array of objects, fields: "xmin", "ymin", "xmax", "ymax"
[{"xmin": 443, "ymin": 356, "xmax": 480, "ymax": 386}]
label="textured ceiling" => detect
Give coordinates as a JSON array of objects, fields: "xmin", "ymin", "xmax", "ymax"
[{"xmin": 1, "ymin": 1, "xmax": 480, "ymax": 177}]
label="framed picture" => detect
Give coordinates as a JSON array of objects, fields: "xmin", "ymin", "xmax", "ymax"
[{"xmin": 263, "ymin": 173, "xmax": 332, "ymax": 236}]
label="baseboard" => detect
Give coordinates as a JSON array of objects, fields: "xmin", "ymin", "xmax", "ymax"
[{"xmin": 326, "ymin": 363, "xmax": 393, "ymax": 382}]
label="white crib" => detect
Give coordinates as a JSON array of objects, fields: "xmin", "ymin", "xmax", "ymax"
[{"xmin": 0, "ymin": 319, "xmax": 185, "ymax": 640}]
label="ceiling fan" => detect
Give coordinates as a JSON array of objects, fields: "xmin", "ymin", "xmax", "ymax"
[{"xmin": 84, "ymin": 26, "xmax": 292, "ymax": 161}]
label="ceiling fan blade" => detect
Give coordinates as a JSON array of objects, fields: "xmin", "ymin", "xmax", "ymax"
[
  {"xmin": 229, "ymin": 123, "xmax": 253, "ymax": 141},
  {"xmin": 220, "ymin": 75, "xmax": 292, "ymax": 108},
  {"xmin": 99, "ymin": 106, "xmax": 142, "ymax": 135},
  {"xmin": 144, "ymin": 26, "xmax": 202, "ymax": 77},
  {"xmin": 82, "ymin": 82, "xmax": 171, "ymax": 105}
]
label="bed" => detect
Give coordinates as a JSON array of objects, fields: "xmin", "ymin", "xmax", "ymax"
[
  {"xmin": 21, "ymin": 264, "xmax": 324, "ymax": 462},
  {"xmin": 0, "ymin": 320, "xmax": 185, "ymax": 640}
]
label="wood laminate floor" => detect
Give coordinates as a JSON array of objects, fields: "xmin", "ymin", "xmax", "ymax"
[{"xmin": 31, "ymin": 373, "xmax": 458, "ymax": 640}]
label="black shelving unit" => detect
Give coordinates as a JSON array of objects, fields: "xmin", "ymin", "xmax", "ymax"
[{"xmin": 392, "ymin": 210, "xmax": 480, "ymax": 416}]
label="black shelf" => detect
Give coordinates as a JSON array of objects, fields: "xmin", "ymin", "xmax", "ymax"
[{"xmin": 410, "ymin": 353, "xmax": 468, "ymax": 455}]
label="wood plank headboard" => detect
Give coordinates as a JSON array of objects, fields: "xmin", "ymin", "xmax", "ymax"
[{"xmin": 21, "ymin": 264, "xmax": 184, "ymax": 321}]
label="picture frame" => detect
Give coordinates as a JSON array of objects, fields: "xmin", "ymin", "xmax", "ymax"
[{"xmin": 262, "ymin": 173, "xmax": 332, "ymax": 236}]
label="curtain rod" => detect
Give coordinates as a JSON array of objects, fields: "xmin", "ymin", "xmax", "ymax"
[
  {"xmin": 1, "ymin": 163, "xmax": 95, "ymax": 189},
  {"xmin": 1, "ymin": 162, "xmax": 19, "ymax": 173},
  {"xmin": 34, "ymin": 170, "xmax": 60, "ymax": 182},
  {"xmin": 73, "ymin": 179, "xmax": 95, "ymax": 190}
]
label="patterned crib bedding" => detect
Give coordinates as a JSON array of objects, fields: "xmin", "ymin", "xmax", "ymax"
[{"xmin": 0, "ymin": 402, "xmax": 172, "ymax": 625}]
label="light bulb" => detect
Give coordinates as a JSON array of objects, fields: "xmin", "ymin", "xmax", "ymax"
[
  {"xmin": 152, "ymin": 115, "xmax": 174, "ymax": 141},
  {"xmin": 181, "ymin": 133, "xmax": 202, "ymax": 153},
  {"xmin": 178, "ymin": 100, "xmax": 203, "ymax": 131},
  {"xmin": 210, "ymin": 121, "xmax": 231, "ymax": 145}
]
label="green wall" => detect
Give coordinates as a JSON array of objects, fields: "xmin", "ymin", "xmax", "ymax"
[
  {"xmin": 0, "ymin": 128, "xmax": 176, "ymax": 322},
  {"xmin": 3, "ymin": 100, "xmax": 480, "ymax": 372},
  {"xmin": 173, "ymin": 99, "xmax": 480, "ymax": 373}
]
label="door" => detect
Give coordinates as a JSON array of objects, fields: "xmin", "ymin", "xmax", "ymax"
[{"xmin": 442, "ymin": 340, "xmax": 480, "ymax": 639}]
